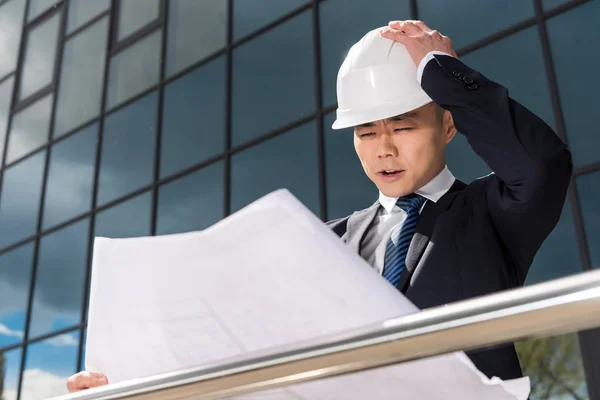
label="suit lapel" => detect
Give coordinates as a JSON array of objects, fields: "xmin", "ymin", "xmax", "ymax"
[
  {"xmin": 344, "ymin": 200, "xmax": 380, "ymax": 254},
  {"xmin": 400, "ymin": 179, "xmax": 467, "ymax": 289}
]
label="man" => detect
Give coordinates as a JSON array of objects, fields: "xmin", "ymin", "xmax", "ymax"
[{"xmin": 66, "ymin": 20, "xmax": 571, "ymax": 391}]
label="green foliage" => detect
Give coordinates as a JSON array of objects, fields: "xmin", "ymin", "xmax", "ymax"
[{"xmin": 516, "ymin": 334, "xmax": 588, "ymax": 400}]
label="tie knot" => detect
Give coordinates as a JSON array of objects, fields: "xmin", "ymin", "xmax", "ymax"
[{"xmin": 396, "ymin": 193, "xmax": 426, "ymax": 212}]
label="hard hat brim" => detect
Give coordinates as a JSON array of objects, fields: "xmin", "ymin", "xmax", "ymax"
[{"xmin": 331, "ymin": 90, "xmax": 433, "ymax": 130}]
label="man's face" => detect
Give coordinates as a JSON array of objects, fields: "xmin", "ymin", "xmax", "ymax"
[{"xmin": 353, "ymin": 102, "xmax": 456, "ymax": 198}]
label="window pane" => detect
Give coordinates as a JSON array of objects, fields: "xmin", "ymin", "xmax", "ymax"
[
  {"xmin": 548, "ymin": 1, "xmax": 600, "ymax": 166},
  {"xmin": 232, "ymin": 10, "xmax": 314, "ymax": 146},
  {"xmin": 95, "ymin": 191, "xmax": 152, "ymax": 238},
  {"xmin": 21, "ymin": 332, "xmax": 79, "ymax": 400},
  {"xmin": 67, "ymin": 0, "xmax": 110, "ymax": 33},
  {"xmin": 446, "ymin": 27, "xmax": 555, "ymax": 183},
  {"xmin": 54, "ymin": 17, "xmax": 108, "ymax": 137},
  {"xmin": 29, "ymin": 219, "xmax": 89, "ymax": 338},
  {"xmin": 106, "ymin": 30, "xmax": 161, "ymax": 109},
  {"xmin": 19, "ymin": 12, "xmax": 61, "ymax": 100},
  {"xmin": 543, "ymin": 0, "xmax": 571, "ymax": 10},
  {"xmin": 0, "ymin": 151, "xmax": 45, "ymax": 249},
  {"xmin": 0, "ymin": 244, "xmax": 34, "ymax": 348},
  {"xmin": 0, "ymin": 349, "xmax": 23, "ymax": 400},
  {"xmin": 166, "ymin": 0, "xmax": 227, "ymax": 77},
  {"xmin": 319, "ymin": 0, "xmax": 411, "ymax": 107},
  {"xmin": 117, "ymin": 0, "xmax": 159, "ymax": 41},
  {"xmin": 157, "ymin": 162, "xmax": 224, "ymax": 235},
  {"xmin": 161, "ymin": 57, "xmax": 226, "ymax": 178},
  {"xmin": 43, "ymin": 124, "xmax": 97, "ymax": 229},
  {"xmin": 324, "ymin": 112, "xmax": 376, "ymax": 220},
  {"xmin": 0, "ymin": 77, "xmax": 14, "ymax": 167},
  {"xmin": 6, "ymin": 94, "xmax": 53, "ymax": 164},
  {"xmin": 231, "ymin": 121, "xmax": 320, "ymax": 215},
  {"xmin": 0, "ymin": 0, "xmax": 27, "ymax": 78},
  {"xmin": 462, "ymin": 28, "xmax": 555, "ymax": 129},
  {"xmin": 516, "ymin": 333, "xmax": 588, "ymax": 400},
  {"xmin": 98, "ymin": 92, "xmax": 157, "ymax": 205},
  {"xmin": 445, "ymin": 134, "xmax": 491, "ymax": 184},
  {"xmin": 526, "ymin": 195, "xmax": 583, "ymax": 284},
  {"xmin": 27, "ymin": 0, "xmax": 59, "ymax": 21},
  {"xmin": 578, "ymin": 172, "xmax": 600, "ymax": 269},
  {"xmin": 418, "ymin": 0, "xmax": 535, "ymax": 50},
  {"xmin": 233, "ymin": 0, "xmax": 306, "ymax": 40},
  {"xmin": 80, "ymin": 328, "xmax": 87, "ymax": 369}
]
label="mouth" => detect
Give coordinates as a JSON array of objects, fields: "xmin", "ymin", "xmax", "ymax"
[{"xmin": 377, "ymin": 169, "xmax": 405, "ymax": 181}]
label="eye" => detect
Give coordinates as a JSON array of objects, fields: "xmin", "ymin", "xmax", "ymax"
[
  {"xmin": 394, "ymin": 127, "xmax": 412, "ymax": 132},
  {"xmin": 359, "ymin": 132, "xmax": 375, "ymax": 138}
]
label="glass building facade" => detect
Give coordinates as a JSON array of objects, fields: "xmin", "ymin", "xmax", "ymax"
[{"xmin": 0, "ymin": 0, "xmax": 598, "ymax": 399}]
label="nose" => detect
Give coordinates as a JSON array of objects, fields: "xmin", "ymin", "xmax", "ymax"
[{"xmin": 376, "ymin": 134, "xmax": 397, "ymax": 159}]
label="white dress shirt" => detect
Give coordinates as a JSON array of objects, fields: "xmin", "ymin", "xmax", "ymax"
[{"xmin": 360, "ymin": 166, "xmax": 456, "ymax": 274}]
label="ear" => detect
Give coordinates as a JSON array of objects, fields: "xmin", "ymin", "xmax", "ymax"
[{"xmin": 442, "ymin": 110, "xmax": 457, "ymax": 145}]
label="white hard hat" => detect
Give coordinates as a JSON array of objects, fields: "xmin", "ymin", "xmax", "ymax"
[{"xmin": 331, "ymin": 27, "xmax": 433, "ymax": 130}]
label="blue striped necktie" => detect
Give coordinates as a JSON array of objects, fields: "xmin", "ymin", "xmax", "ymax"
[{"xmin": 382, "ymin": 193, "xmax": 426, "ymax": 287}]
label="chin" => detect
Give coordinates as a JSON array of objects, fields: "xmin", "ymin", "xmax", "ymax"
[{"xmin": 378, "ymin": 185, "xmax": 413, "ymax": 199}]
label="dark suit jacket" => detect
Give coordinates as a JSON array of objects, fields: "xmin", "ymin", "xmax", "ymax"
[{"xmin": 326, "ymin": 54, "xmax": 572, "ymax": 380}]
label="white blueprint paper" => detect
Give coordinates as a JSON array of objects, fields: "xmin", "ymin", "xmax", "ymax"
[{"xmin": 85, "ymin": 189, "xmax": 530, "ymax": 400}]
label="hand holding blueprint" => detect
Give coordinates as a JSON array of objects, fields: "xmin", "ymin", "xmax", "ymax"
[{"xmin": 85, "ymin": 189, "xmax": 530, "ymax": 399}]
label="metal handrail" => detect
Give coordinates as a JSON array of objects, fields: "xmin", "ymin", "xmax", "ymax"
[{"xmin": 52, "ymin": 269, "xmax": 600, "ymax": 400}]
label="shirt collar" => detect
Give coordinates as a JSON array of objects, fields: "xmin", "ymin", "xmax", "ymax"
[{"xmin": 378, "ymin": 166, "xmax": 456, "ymax": 214}]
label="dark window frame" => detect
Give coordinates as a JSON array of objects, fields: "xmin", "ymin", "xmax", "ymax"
[
  {"xmin": 110, "ymin": 0, "xmax": 165, "ymax": 55},
  {"xmin": 12, "ymin": 3, "xmax": 65, "ymax": 111},
  {"xmin": 0, "ymin": 1, "xmax": 598, "ymax": 399}
]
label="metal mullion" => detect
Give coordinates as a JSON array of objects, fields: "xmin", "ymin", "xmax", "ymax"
[
  {"xmin": 150, "ymin": 0, "xmax": 168, "ymax": 236},
  {"xmin": 0, "ymin": 108, "xmax": 320, "ymax": 260},
  {"xmin": 311, "ymin": 0, "xmax": 327, "ymax": 221},
  {"xmin": 228, "ymin": 2, "xmax": 311, "ymax": 50},
  {"xmin": 0, "ymin": 0, "xmax": 31, "ymax": 188},
  {"xmin": 228, "ymin": 114, "xmax": 317, "ymax": 158},
  {"xmin": 456, "ymin": 18, "xmax": 537, "ymax": 57},
  {"xmin": 64, "ymin": 9, "xmax": 111, "ymax": 40},
  {"xmin": 0, "ymin": 72, "xmax": 15, "ymax": 87},
  {"xmin": 42, "ymin": 117, "xmax": 100, "ymax": 148},
  {"xmin": 456, "ymin": 0, "xmax": 590, "ymax": 58},
  {"xmin": 410, "ymin": 0, "xmax": 418, "ymax": 19},
  {"xmin": 161, "ymin": 48, "xmax": 227, "ymax": 87},
  {"xmin": 6, "ymin": 0, "xmax": 30, "ymax": 397},
  {"xmin": 78, "ymin": 0, "xmax": 118, "ymax": 373},
  {"xmin": 11, "ymin": 85, "xmax": 54, "ymax": 113},
  {"xmin": 0, "ymin": 323, "xmax": 87, "ymax": 354},
  {"xmin": 0, "ymin": 342, "xmax": 23, "ymax": 354},
  {"xmin": 533, "ymin": 0, "xmax": 592, "ymax": 273},
  {"xmin": 14, "ymin": 7, "xmax": 63, "ymax": 109},
  {"xmin": 110, "ymin": 21, "xmax": 161, "ymax": 56},
  {"xmin": 575, "ymin": 162, "xmax": 600, "ymax": 177},
  {"xmin": 534, "ymin": 0, "xmax": 595, "ymax": 396},
  {"xmin": 543, "ymin": 0, "xmax": 590, "ymax": 18},
  {"xmin": 15, "ymin": 2, "xmax": 67, "ymax": 399},
  {"xmin": 23, "ymin": 0, "xmax": 64, "ymax": 28},
  {"xmin": 110, "ymin": 0, "xmax": 165, "ymax": 55},
  {"xmin": 22, "ymin": 324, "xmax": 83, "ymax": 348},
  {"xmin": 103, "ymin": 84, "xmax": 160, "ymax": 119},
  {"xmin": 223, "ymin": 0, "xmax": 233, "ymax": 218}
]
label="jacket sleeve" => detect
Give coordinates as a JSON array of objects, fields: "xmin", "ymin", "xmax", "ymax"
[{"xmin": 421, "ymin": 54, "xmax": 573, "ymax": 283}]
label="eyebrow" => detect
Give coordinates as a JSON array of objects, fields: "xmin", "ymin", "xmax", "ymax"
[{"xmin": 355, "ymin": 112, "xmax": 419, "ymax": 128}]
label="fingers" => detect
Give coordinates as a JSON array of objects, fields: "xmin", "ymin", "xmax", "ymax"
[
  {"xmin": 66, "ymin": 371, "xmax": 108, "ymax": 392},
  {"xmin": 388, "ymin": 20, "xmax": 432, "ymax": 34},
  {"xmin": 379, "ymin": 26, "xmax": 410, "ymax": 44}
]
